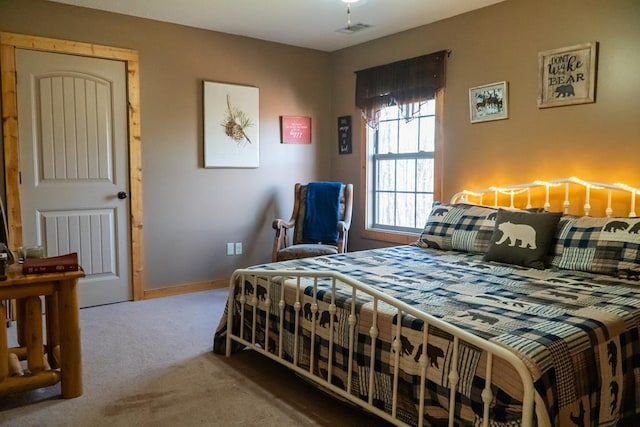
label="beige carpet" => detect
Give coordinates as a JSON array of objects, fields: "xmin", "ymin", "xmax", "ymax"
[{"xmin": 0, "ymin": 290, "xmax": 392, "ymax": 426}]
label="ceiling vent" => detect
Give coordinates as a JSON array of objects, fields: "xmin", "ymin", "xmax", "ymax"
[{"xmin": 336, "ymin": 23, "xmax": 372, "ymax": 34}]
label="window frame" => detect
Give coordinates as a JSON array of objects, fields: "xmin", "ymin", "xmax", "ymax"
[{"xmin": 361, "ymin": 90, "xmax": 444, "ymax": 244}]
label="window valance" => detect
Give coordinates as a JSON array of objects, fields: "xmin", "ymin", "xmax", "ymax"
[{"xmin": 355, "ymin": 50, "xmax": 448, "ymax": 128}]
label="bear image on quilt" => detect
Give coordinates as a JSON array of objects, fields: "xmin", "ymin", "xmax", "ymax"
[{"xmin": 603, "ymin": 220, "xmax": 630, "ymax": 233}]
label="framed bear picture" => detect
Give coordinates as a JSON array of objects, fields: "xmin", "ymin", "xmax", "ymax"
[{"xmin": 537, "ymin": 42, "xmax": 598, "ymax": 108}]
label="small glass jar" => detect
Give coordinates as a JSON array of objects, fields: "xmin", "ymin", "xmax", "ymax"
[{"xmin": 18, "ymin": 245, "xmax": 45, "ymax": 263}]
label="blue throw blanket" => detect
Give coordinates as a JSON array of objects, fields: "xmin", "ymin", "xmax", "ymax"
[{"xmin": 302, "ymin": 182, "xmax": 342, "ymax": 244}]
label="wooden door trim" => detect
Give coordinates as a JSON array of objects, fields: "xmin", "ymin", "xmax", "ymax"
[{"xmin": 0, "ymin": 32, "xmax": 144, "ymax": 301}]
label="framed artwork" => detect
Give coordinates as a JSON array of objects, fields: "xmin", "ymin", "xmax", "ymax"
[
  {"xmin": 280, "ymin": 116, "xmax": 311, "ymax": 144},
  {"xmin": 537, "ymin": 42, "xmax": 598, "ymax": 108},
  {"xmin": 203, "ymin": 81, "xmax": 259, "ymax": 168},
  {"xmin": 337, "ymin": 115, "xmax": 352, "ymax": 155},
  {"xmin": 469, "ymin": 81, "xmax": 508, "ymax": 123}
]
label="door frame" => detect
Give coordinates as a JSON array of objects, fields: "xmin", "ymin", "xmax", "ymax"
[{"xmin": 0, "ymin": 32, "xmax": 144, "ymax": 301}]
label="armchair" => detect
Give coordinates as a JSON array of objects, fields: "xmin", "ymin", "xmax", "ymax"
[{"xmin": 272, "ymin": 182, "xmax": 353, "ymax": 262}]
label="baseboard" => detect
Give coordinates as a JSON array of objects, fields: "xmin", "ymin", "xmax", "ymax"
[{"xmin": 143, "ymin": 278, "xmax": 229, "ymax": 300}]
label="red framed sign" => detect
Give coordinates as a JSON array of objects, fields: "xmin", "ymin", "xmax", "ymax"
[{"xmin": 280, "ymin": 116, "xmax": 311, "ymax": 144}]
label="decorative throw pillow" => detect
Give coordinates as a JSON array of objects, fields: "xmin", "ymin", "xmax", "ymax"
[
  {"xmin": 483, "ymin": 209, "xmax": 562, "ymax": 269},
  {"xmin": 417, "ymin": 203, "xmax": 499, "ymax": 254},
  {"xmin": 417, "ymin": 203, "xmax": 547, "ymax": 254},
  {"xmin": 549, "ymin": 216, "xmax": 640, "ymax": 278}
]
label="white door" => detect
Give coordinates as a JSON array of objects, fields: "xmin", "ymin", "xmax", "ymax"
[{"xmin": 16, "ymin": 48, "xmax": 131, "ymax": 307}]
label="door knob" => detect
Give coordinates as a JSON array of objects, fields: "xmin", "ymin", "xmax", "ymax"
[{"xmin": 117, "ymin": 191, "xmax": 128, "ymax": 199}]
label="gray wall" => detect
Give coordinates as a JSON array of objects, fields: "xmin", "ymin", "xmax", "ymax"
[
  {"xmin": 0, "ymin": 0, "xmax": 332, "ymax": 289},
  {"xmin": 2, "ymin": 0, "xmax": 640, "ymax": 289},
  {"xmin": 329, "ymin": 0, "xmax": 640, "ymax": 251}
]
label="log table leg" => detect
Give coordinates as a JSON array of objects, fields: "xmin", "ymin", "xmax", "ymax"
[
  {"xmin": 57, "ymin": 278, "xmax": 82, "ymax": 398},
  {"xmin": 46, "ymin": 293, "xmax": 60, "ymax": 368},
  {"xmin": 15, "ymin": 298, "xmax": 27, "ymax": 347},
  {"xmin": 0, "ymin": 304, "xmax": 7, "ymax": 381},
  {"xmin": 24, "ymin": 296, "xmax": 44, "ymax": 373}
]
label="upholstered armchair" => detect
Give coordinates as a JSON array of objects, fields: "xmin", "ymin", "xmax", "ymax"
[{"xmin": 272, "ymin": 182, "xmax": 353, "ymax": 262}]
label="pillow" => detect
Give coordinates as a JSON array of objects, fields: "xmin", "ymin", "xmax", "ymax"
[
  {"xmin": 417, "ymin": 203, "xmax": 549, "ymax": 254},
  {"xmin": 483, "ymin": 209, "xmax": 562, "ymax": 269},
  {"xmin": 417, "ymin": 203, "xmax": 504, "ymax": 254},
  {"xmin": 550, "ymin": 216, "xmax": 640, "ymax": 278}
]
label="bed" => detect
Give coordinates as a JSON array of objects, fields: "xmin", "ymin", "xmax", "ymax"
[{"xmin": 213, "ymin": 177, "xmax": 640, "ymax": 426}]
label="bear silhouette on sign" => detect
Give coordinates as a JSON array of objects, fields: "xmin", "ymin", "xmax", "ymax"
[
  {"xmin": 495, "ymin": 221, "xmax": 537, "ymax": 249},
  {"xmin": 555, "ymin": 84, "xmax": 575, "ymax": 97}
]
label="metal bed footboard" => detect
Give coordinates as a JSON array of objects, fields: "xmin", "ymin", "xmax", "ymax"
[{"xmin": 225, "ymin": 268, "xmax": 547, "ymax": 427}]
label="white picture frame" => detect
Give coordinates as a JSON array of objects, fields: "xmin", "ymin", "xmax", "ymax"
[
  {"xmin": 203, "ymin": 81, "xmax": 259, "ymax": 168},
  {"xmin": 537, "ymin": 42, "xmax": 597, "ymax": 108},
  {"xmin": 469, "ymin": 81, "xmax": 509, "ymax": 123}
]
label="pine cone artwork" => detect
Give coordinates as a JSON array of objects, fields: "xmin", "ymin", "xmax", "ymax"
[{"xmin": 221, "ymin": 94, "xmax": 253, "ymax": 146}]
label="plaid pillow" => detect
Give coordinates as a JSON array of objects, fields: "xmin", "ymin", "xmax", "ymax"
[
  {"xmin": 550, "ymin": 216, "xmax": 640, "ymax": 278},
  {"xmin": 417, "ymin": 203, "xmax": 499, "ymax": 254}
]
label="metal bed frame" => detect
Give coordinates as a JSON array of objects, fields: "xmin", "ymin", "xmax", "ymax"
[{"xmin": 224, "ymin": 177, "xmax": 640, "ymax": 427}]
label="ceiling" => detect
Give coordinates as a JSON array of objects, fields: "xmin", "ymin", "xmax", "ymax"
[{"xmin": 48, "ymin": 0, "xmax": 505, "ymax": 52}]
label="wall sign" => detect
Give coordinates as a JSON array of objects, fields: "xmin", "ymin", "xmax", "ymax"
[
  {"xmin": 537, "ymin": 42, "xmax": 598, "ymax": 108},
  {"xmin": 280, "ymin": 116, "xmax": 311, "ymax": 144},
  {"xmin": 337, "ymin": 115, "xmax": 352, "ymax": 154}
]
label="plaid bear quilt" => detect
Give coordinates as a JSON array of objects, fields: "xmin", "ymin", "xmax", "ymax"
[{"xmin": 214, "ymin": 245, "xmax": 640, "ymax": 426}]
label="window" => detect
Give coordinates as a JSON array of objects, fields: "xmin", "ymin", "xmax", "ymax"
[
  {"xmin": 363, "ymin": 97, "xmax": 442, "ymax": 243},
  {"xmin": 354, "ymin": 50, "xmax": 447, "ymax": 243}
]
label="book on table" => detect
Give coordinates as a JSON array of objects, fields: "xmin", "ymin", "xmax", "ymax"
[{"xmin": 22, "ymin": 252, "xmax": 81, "ymax": 275}]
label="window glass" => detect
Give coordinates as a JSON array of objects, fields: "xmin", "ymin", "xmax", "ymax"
[
  {"xmin": 419, "ymin": 116, "xmax": 435, "ymax": 152},
  {"xmin": 398, "ymin": 118, "xmax": 419, "ymax": 153},
  {"xmin": 366, "ymin": 99, "xmax": 438, "ymax": 235},
  {"xmin": 416, "ymin": 159, "xmax": 434, "ymax": 192},
  {"xmin": 396, "ymin": 159, "xmax": 416, "ymax": 192},
  {"xmin": 396, "ymin": 192, "xmax": 416, "ymax": 228},
  {"xmin": 377, "ymin": 160, "xmax": 396, "ymax": 191},
  {"xmin": 376, "ymin": 191, "xmax": 395, "ymax": 227},
  {"xmin": 416, "ymin": 193, "xmax": 434, "ymax": 229},
  {"xmin": 377, "ymin": 120, "xmax": 397, "ymax": 154}
]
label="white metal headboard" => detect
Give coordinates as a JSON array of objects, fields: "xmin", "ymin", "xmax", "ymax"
[{"xmin": 450, "ymin": 176, "xmax": 639, "ymax": 217}]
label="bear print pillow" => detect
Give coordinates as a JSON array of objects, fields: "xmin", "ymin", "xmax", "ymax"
[
  {"xmin": 417, "ymin": 203, "xmax": 499, "ymax": 253},
  {"xmin": 483, "ymin": 209, "xmax": 562, "ymax": 269},
  {"xmin": 549, "ymin": 216, "xmax": 640, "ymax": 278}
]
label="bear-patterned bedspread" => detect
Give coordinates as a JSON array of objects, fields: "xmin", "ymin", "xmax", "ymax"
[{"xmin": 213, "ymin": 245, "xmax": 640, "ymax": 426}]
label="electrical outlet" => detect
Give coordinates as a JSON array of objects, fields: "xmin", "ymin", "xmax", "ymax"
[
  {"xmin": 226, "ymin": 242, "xmax": 234, "ymax": 256},
  {"xmin": 235, "ymin": 242, "xmax": 243, "ymax": 255}
]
